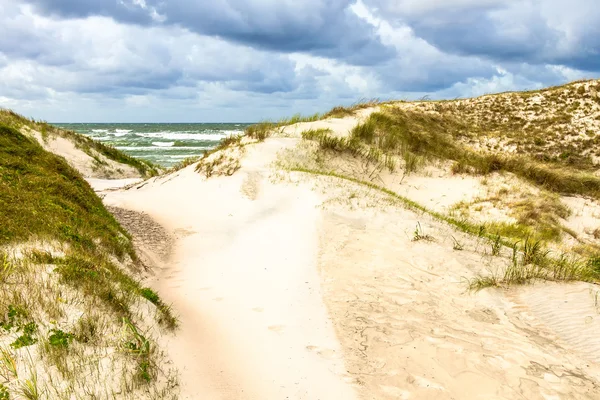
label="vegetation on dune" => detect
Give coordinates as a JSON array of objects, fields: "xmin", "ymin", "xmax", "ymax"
[
  {"xmin": 294, "ymin": 79, "xmax": 600, "ymax": 288},
  {"xmin": 290, "ymin": 167, "xmax": 600, "ymax": 288},
  {"xmin": 245, "ymin": 99, "xmax": 389, "ymax": 141},
  {"xmin": 0, "ymin": 109, "xmax": 160, "ymax": 177},
  {"xmin": 407, "ymin": 80, "xmax": 600, "ymax": 170},
  {"xmin": 346, "ymin": 108, "xmax": 600, "ymax": 197},
  {"xmin": 0, "ymin": 125, "xmax": 134, "ymax": 256},
  {"xmin": 0, "ymin": 124, "xmax": 177, "ymax": 398}
]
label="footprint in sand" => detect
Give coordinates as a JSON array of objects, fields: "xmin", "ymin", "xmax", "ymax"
[{"xmin": 305, "ymin": 345, "xmax": 337, "ymax": 360}]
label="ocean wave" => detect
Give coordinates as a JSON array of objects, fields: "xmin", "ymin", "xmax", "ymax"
[
  {"xmin": 135, "ymin": 131, "xmax": 242, "ymax": 141},
  {"xmin": 114, "ymin": 129, "xmax": 132, "ymax": 136},
  {"xmin": 116, "ymin": 146, "xmax": 211, "ymax": 151},
  {"xmin": 152, "ymin": 141, "xmax": 175, "ymax": 147},
  {"xmin": 168, "ymin": 155, "xmax": 202, "ymax": 159},
  {"xmin": 91, "ymin": 129, "xmax": 109, "ymax": 133}
]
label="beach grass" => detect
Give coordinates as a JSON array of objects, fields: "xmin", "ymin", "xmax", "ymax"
[
  {"xmin": 0, "ymin": 109, "xmax": 160, "ymax": 177},
  {"xmin": 0, "ymin": 124, "xmax": 177, "ymax": 397}
]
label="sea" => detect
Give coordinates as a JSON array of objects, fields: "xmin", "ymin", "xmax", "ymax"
[{"xmin": 55, "ymin": 123, "xmax": 252, "ymax": 167}]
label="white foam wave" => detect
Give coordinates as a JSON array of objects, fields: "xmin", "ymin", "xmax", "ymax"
[
  {"xmin": 113, "ymin": 129, "xmax": 132, "ymax": 137},
  {"xmin": 168, "ymin": 155, "xmax": 201, "ymax": 159},
  {"xmin": 136, "ymin": 131, "xmax": 242, "ymax": 141},
  {"xmin": 152, "ymin": 142, "xmax": 175, "ymax": 147},
  {"xmin": 91, "ymin": 129, "xmax": 109, "ymax": 133},
  {"xmin": 116, "ymin": 146, "xmax": 211, "ymax": 151}
]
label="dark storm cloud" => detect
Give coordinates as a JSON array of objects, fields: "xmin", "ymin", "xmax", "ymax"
[{"xmin": 23, "ymin": 0, "xmax": 396, "ymax": 66}]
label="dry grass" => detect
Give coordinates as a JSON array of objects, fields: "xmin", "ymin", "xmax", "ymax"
[
  {"xmin": 348, "ymin": 107, "xmax": 600, "ymax": 197},
  {"xmin": 195, "ymin": 134, "xmax": 244, "ymax": 178},
  {"xmin": 396, "ymin": 79, "xmax": 600, "ymax": 170}
]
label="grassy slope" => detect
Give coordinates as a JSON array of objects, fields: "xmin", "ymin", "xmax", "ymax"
[
  {"xmin": 282, "ymin": 79, "xmax": 600, "ymax": 287},
  {"xmin": 400, "ymin": 80, "xmax": 600, "ymax": 170},
  {"xmin": 0, "ymin": 109, "xmax": 159, "ymax": 177},
  {"xmin": 0, "ymin": 124, "xmax": 176, "ymax": 398}
]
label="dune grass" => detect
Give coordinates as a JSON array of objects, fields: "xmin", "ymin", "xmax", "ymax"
[
  {"xmin": 288, "ymin": 166, "xmax": 600, "ymax": 287},
  {"xmin": 0, "ymin": 124, "xmax": 177, "ymax": 397},
  {"xmin": 0, "ymin": 109, "xmax": 159, "ymax": 177},
  {"xmin": 245, "ymin": 99, "xmax": 388, "ymax": 141},
  {"xmin": 348, "ymin": 108, "xmax": 600, "ymax": 197}
]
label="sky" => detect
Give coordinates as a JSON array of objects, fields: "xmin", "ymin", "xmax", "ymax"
[{"xmin": 0, "ymin": 0, "xmax": 598, "ymax": 122}]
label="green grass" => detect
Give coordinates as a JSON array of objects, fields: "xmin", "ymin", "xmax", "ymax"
[
  {"xmin": 0, "ymin": 125, "xmax": 134, "ymax": 257},
  {"xmin": 0, "ymin": 109, "xmax": 159, "ymax": 177},
  {"xmin": 0, "ymin": 123, "xmax": 176, "ymax": 326},
  {"xmin": 0, "ymin": 123, "xmax": 178, "ymax": 396},
  {"xmin": 470, "ymin": 238, "xmax": 598, "ymax": 290}
]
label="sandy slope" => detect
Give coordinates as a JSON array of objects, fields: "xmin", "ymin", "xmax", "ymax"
[
  {"xmin": 102, "ymin": 139, "xmax": 358, "ymax": 399},
  {"xmin": 97, "ymin": 116, "xmax": 600, "ymax": 398}
]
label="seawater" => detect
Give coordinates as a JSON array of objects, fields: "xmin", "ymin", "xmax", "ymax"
[{"xmin": 55, "ymin": 123, "xmax": 252, "ymax": 167}]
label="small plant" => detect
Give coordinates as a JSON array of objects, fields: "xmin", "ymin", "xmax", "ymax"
[
  {"xmin": 522, "ymin": 237, "xmax": 547, "ymax": 265},
  {"xmin": 138, "ymin": 360, "xmax": 152, "ymax": 383},
  {"xmin": 48, "ymin": 329, "xmax": 74, "ymax": 348},
  {"xmin": 0, "ymin": 383, "xmax": 9, "ymax": 400},
  {"xmin": 451, "ymin": 236, "xmax": 464, "ymax": 251},
  {"xmin": 17, "ymin": 372, "xmax": 40, "ymax": 400},
  {"xmin": 491, "ymin": 235, "xmax": 502, "ymax": 256},
  {"xmin": 1, "ymin": 305, "xmax": 28, "ymax": 332},
  {"xmin": 139, "ymin": 288, "xmax": 160, "ymax": 305},
  {"xmin": 468, "ymin": 275, "xmax": 500, "ymax": 291},
  {"xmin": 477, "ymin": 225, "xmax": 486, "ymax": 238},
  {"xmin": 0, "ymin": 347, "xmax": 17, "ymax": 381},
  {"xmin": 413, "ymin": 222, "xmax": 433, "ymax": 242},
  {"xmin": 122, "ymin": 318, "xmax": 150, "ymax": 356},
  {"xmin": 122, "ymin": 318, "xmax": 154, "ymax": 384},
  {"xmin": 11, "ymin": 322, "xmax": 38, "ymax": 349},
  {"xmin": 0, "ymin": 254, "xmax": 14, "ymax": 283}
]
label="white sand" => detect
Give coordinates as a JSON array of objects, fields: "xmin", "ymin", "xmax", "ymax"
[
  {"xmin": 99, "ymin": 114, "xmax": 600, "ymax": 398},
  {"xmin": 103, "ymin": 139, "xmax": 358, "ymax": 399}
]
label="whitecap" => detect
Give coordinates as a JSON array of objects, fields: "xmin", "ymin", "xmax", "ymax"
[
  {"xmin": 91, "ymin": 129, "xmax": 109, "ymax": 133},
  {"xmin": 113, "ymin": 129, "xmax": 132, "ymax": 137},
  {"xmin": 136, "ymin": 131, "xmax": 229, "ymax": 141},
  {"xmin": 152, "ymin": 142, "xmax": 175, "ymax": 147},
  {"xmin": 116, "ymin": 146, "xmax": 211, "ymax": 151}
]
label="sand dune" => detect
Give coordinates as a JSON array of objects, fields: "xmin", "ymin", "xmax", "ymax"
[{"xmin": 96, "ymin": 109, "xmax": 600, "ymax": 398}]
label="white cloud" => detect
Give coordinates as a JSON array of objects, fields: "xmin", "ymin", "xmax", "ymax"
[{"xmin": 0, "ymin": 0, "xmax": 598, "ymax": 122}]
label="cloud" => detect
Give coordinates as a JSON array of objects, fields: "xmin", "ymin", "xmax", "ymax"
[
  {"xmin": 363, "ymin": 0, "xmax": 600, "ymax": 72},
  {"xmin": 22, "ymin": 0, "xmax": 396, "ymax": 66},
  {"xmin": 0, "ymin": 4, "xmax": 305, "ymax": 100},
  {"xmin": 0, "ymin": 0, "xmax": 599, "ymax": 122}
]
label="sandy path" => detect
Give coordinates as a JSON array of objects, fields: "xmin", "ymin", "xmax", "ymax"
[
  {"xmin": 102, "ymin": 140, "xmax": 358, "ymax": 399},
  {"xmin": 100, "ymin": 135, "xmax": 600, "ymax": 399}
]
